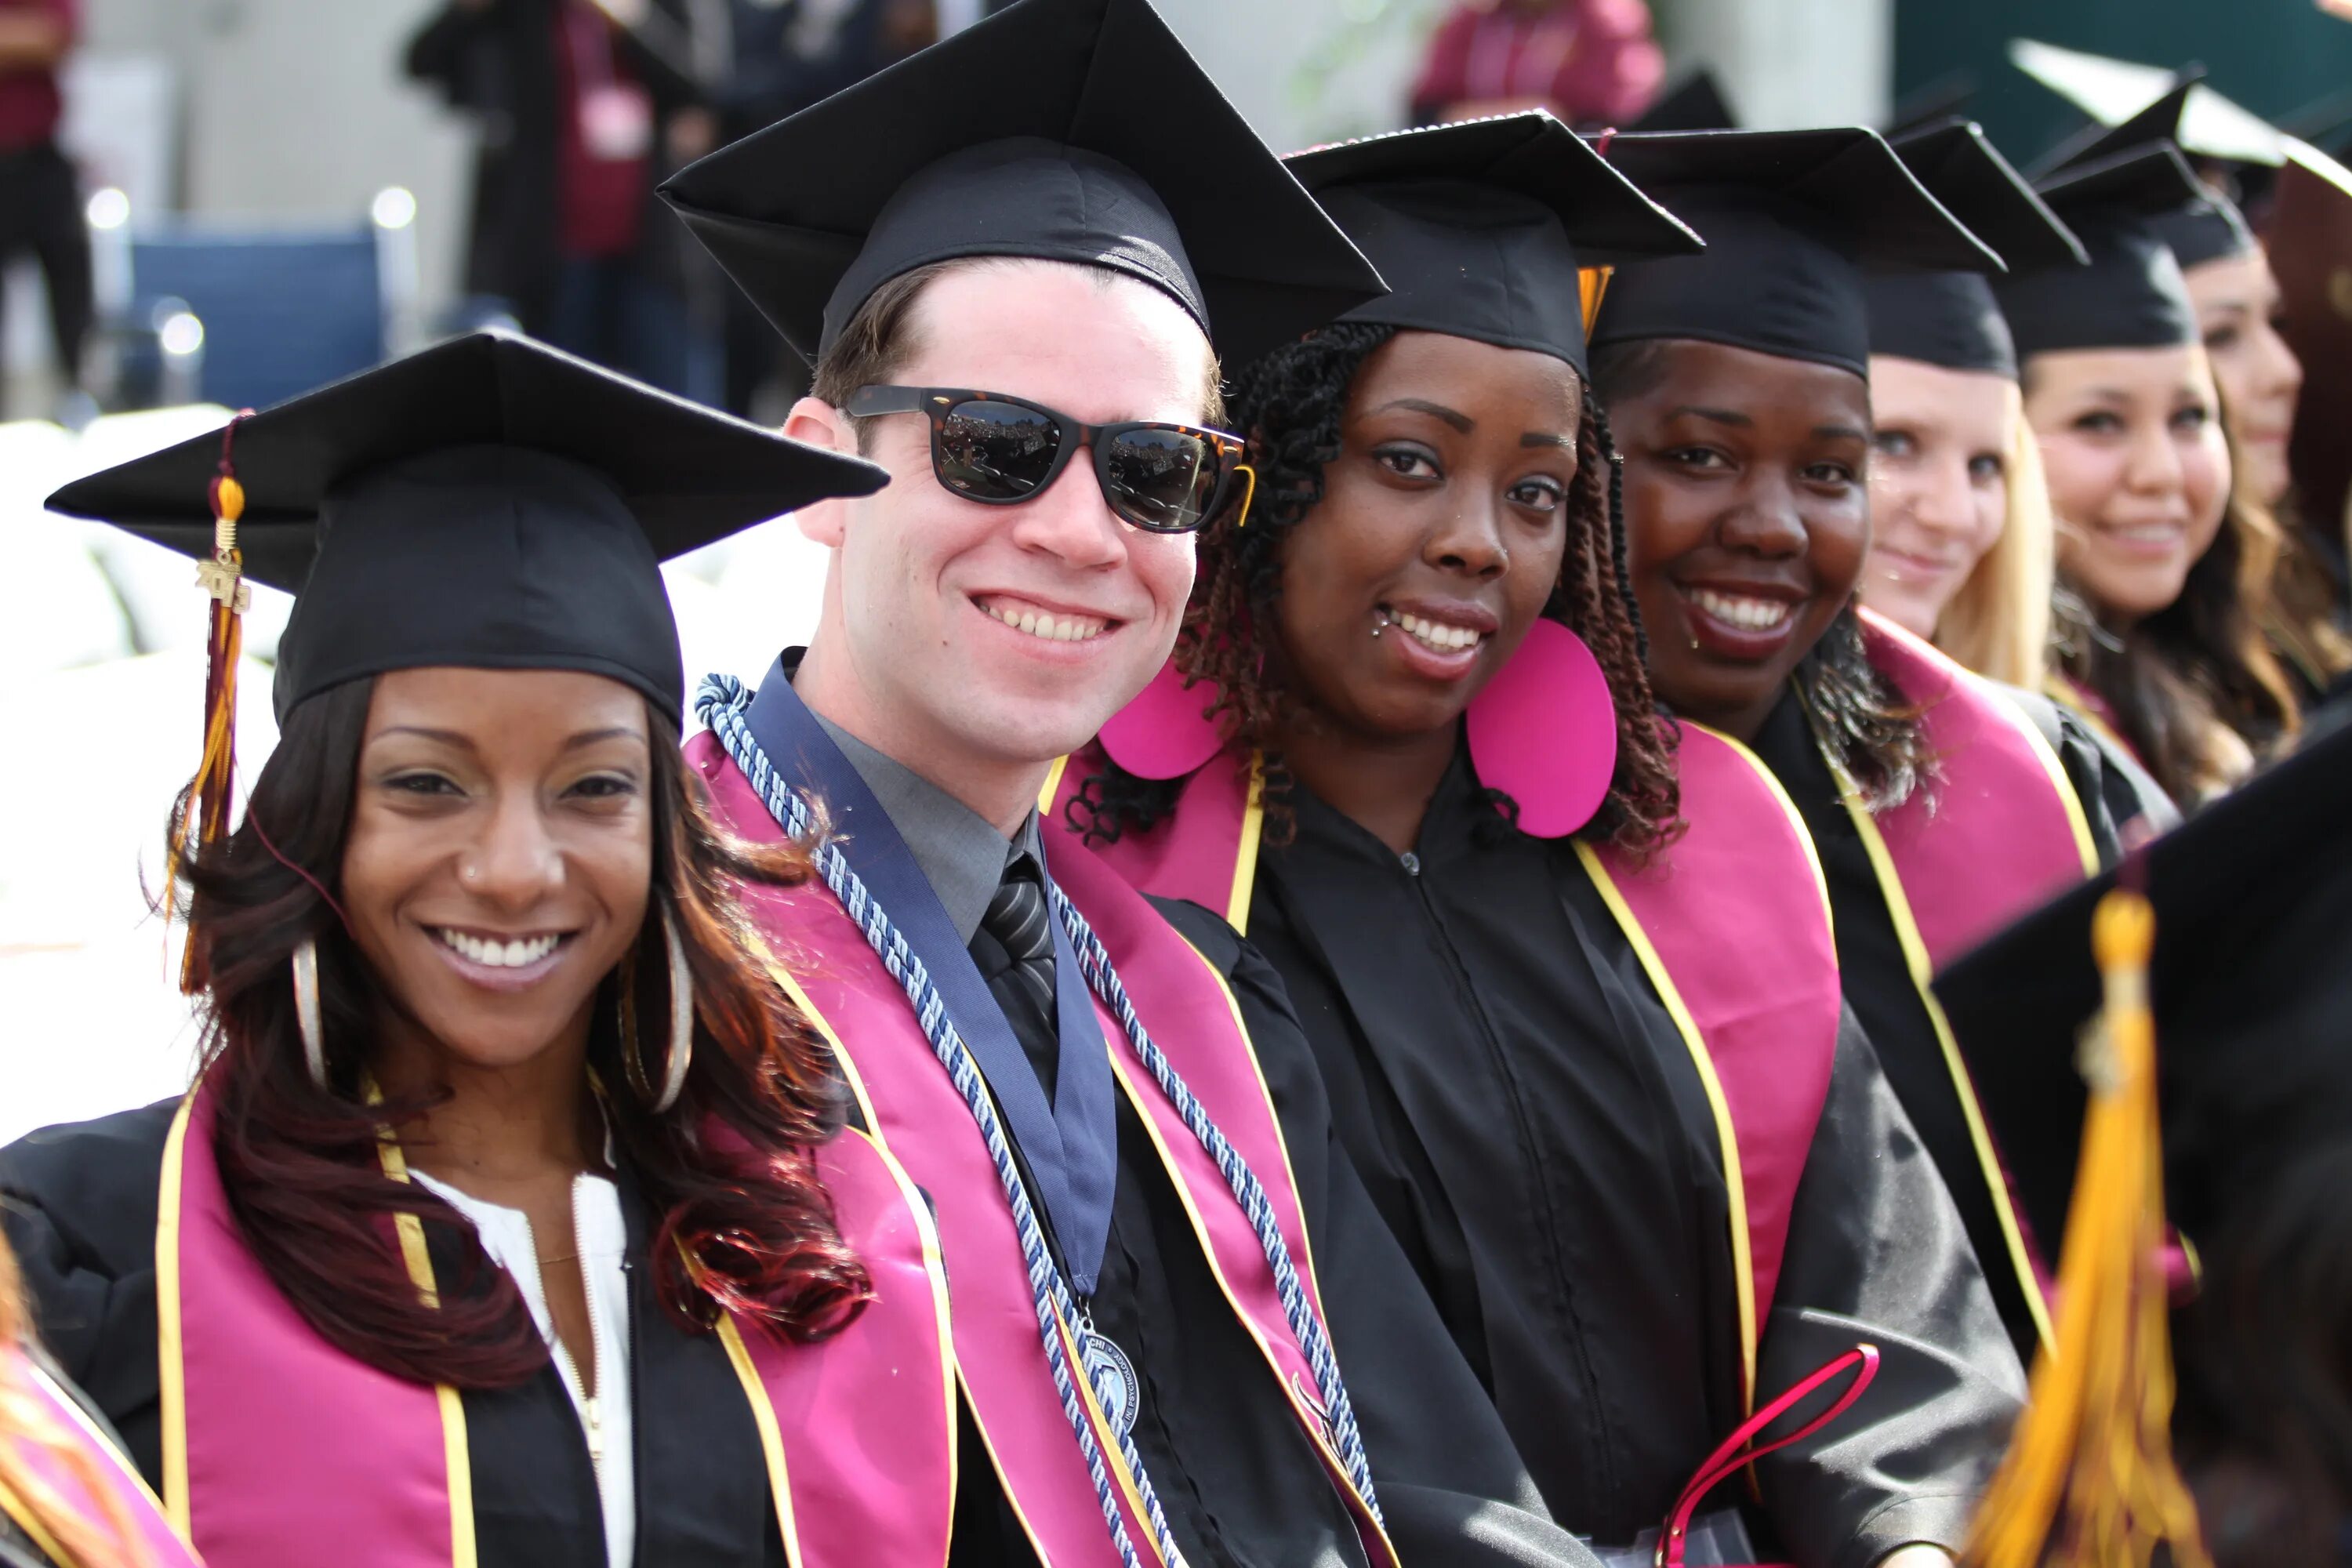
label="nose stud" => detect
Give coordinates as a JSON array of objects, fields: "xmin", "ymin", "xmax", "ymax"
[{"xmin": 461, "ymin": 863, "xmax": 481, "ymax": 884}]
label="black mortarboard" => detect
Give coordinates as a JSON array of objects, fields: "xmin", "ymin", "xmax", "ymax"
[
  {"xmin": 44, "ymin": 332, "xmax": 886, "ymax": 721},
  {"xmin": 1628, "ymin": 69, "xmax": 1738, "ymax": 133},
  {"xmin": 657, "ymin": 0, "xmax": 1385, "ymax": 367},
  {"xmin": 1995, "ymin": 142, "xmax": 2209, "ymax": 358},
  {"xmin": 1278, "ymin": 113, "xmax": 1702, "ymax": 376},
  {"xmin": 1864, "ymin": 119, "xmax": 2086, "ymax": 378},
  {"xmin": 1935, "ymin": 714, "xmax": 2352, "ymax": 1255},
  {"xmin": 1587, "ymin": 129, "xmax": 2001, "ymax": 379},
  {"xmin": 1885, "ymin": 72, "xmax": 1977, "ymax": 141},
  {"xmin": 2027, "ymin": 71, "xmax": 2261, "ymax": 274}
]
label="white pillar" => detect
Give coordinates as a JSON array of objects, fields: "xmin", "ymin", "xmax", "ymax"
[{"xmin": 1658, "ymin": 0, "xmax": 1892, "ymax": 130}]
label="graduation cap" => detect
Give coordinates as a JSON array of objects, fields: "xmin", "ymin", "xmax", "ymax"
[
  {"xmin": 1885, "ymin": 71, "xmax": 1977, "ymax": 141},
  {"xmin": 44, "ymin": 331, "xmax": 887, "ymax": 726},
  {"xmin": 1277, "ymin": 113, "xmax": 1703, "ymax": 376},
  {"xmin": 658, "ymin": 0, "xmax": 1385, "ymax": 367},
  {"xmin": 1586, "ymin": 128, "xmax": 2001, "ymax": 379},
  {"xmin": 1935, "ymin": 714, "xmax": 2352, "ymax": 1258},
  {"xmin": 2024, "ymin": 68, "xmax": 2260, "ymax": 273},
  {"xmin": 1940, "ymin": 716, "xmax": 2352, "ymax": 1568},
  {"xmin": 1627, "ymin": 68, "xmax": 1738, "ymax": 133},
  {"xmin": 1994, "ymin": 142, "xmax": 2209, "ymax": 359},
  {"xmin": 1864, "ymin": 119, "xmax": 2086, "ymax": 377}
]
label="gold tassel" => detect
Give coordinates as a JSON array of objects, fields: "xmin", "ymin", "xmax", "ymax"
[
  {"xmin": 166, "ymin": 419, "xmax": 251, "ymax": 993},
  {"xmin": 1579, "ymin": 266, "xmax": 1616, "ymax": 336},
  {"xmin": 1962, "ymin": 887, "xmax": 2209, "ymax": 1568}
]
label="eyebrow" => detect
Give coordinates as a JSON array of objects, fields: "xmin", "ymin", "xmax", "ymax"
[
  {"xmin": 372, "ymin": 725, "xmax": 647, "ymax": 753},
  {"xmin": 1372, "ymin": 397, "xmax": 1474, "ymax": 433},
  {"xmin": 1521, "ymin": 432, "xmax": 1577, "ymax": 449},
  {"xmin": 1666, "ymin": 405, "xmax": 1753, "ymax": 428},
  {"xmin": 1813, "ymin": 423, "xmax": 1870, "ymax": 443}
]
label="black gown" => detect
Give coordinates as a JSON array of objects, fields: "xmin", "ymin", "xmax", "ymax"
[
  {"xmin": 1748, "ymin": 685, "xmax": 2136, "ymax": 1360},
  {"xmin": 1242, "ymin": 748, "xmax": 2027, "ymax": 1568},
  {"xmin": 1, "ymin": 1102, "xmax": 793, "ymax": 1567},
  {"xmin": 3, "ymin": 913, "xmax": 1596, "ymax": 1568},
  {"xmin": 949, "ymin": 893, "xmax": 1602, "ymax": 1568}
]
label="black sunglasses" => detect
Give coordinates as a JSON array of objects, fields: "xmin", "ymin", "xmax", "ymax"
[{"xmin": 846, "ymin": 386, "xmax": 1256, "ymax": 535}]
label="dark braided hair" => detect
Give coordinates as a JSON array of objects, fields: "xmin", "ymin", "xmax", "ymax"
[
  {"xmin": 1588, "ymin": 339, "xmax": 1933, "ymax": 810},
  {"xmin": 1071, "ymin": 322, "xmax": 1682, "ymax": 856}
]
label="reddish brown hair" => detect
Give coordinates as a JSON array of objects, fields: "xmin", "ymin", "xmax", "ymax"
[{"xmin": 173, "ymin": 678, "xmax": 869, "ymax": 1388}]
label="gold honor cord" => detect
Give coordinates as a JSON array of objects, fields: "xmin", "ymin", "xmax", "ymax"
[{"xmin": 1962, "ymin": 888, "xmax": 2208, "ymax": 1568}]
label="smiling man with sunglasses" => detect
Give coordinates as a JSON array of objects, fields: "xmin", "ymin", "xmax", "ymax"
[{"xmin": 659, "ymin": 1, "xmax": 1612, "ymax": 1565}]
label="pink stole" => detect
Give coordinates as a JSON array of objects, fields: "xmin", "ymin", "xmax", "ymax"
[
  {"xmin": 691, "ymin": 732, "xmax": 1396, "ymax": 1568},
  {"xmin": 1862, "ymin": 612, "xmax": 2097, "ymax": 969},
  {"xmin": 1051, "ymin": 728, "xmax": 1843, "ymax": 1408},
  {"xmin": 0, "ymin": 1347, "xmax": 198, "ymax": 1567},
  {"xmin": 159, "ymin": 1083, "xmax": 953, "ymax": 1568}
]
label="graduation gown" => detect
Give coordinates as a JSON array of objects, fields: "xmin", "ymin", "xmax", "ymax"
[
  {"xmin": 687, "ymin": 683, "xmax": 1602, "ymax": 1568},
  {"xmin": 0, "ymin": 1101, "xmax": 927, "ymax": 1568},
  {"xmin": 1241, "ymin": 749, "xmax": 2026, "ymax": 1567},
  {"xmin": 944, "ymin": 895, "xmax": 1602, "ymax": 1568}
]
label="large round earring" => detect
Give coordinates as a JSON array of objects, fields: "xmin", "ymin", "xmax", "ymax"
[
  {"xmin": 654, "ymin": 908, "xmax": 692, "ymax": 1115},
  {"xmin": 292, "ymin": 937, "xmax": 326, "ymax": 1091},
  {"xmin": 625, "ymin": 907, "xmax": 693, "ymax": 1113}
]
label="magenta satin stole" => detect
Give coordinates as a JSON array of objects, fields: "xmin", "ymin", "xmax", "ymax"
[
  {"xmin": 1052, "ymin": 728, "xmax": 1842, "ymax": 1402},
  {"xmin": 163, "ymin": 1083, "xmax": 953, "ymax": 1568},
  {"xmin": 690, "ymin": 733, "xmax": 1396, "ymax": 1568},
  {"xmin": 1860, "ymin": 611, "xmax": 2096, "ymax": 968},
  {"xmin": 1, "ymin": 1347, "xmax": 199, "ymax": 1566}
]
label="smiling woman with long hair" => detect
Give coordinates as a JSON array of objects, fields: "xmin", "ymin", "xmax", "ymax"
[
  {"xmin": 1064, "ymin": 117, "xmax": 2025, "ymax": 1568},
  {"xmin": 0, "ymin": 335, "xmax": 959, "ymax": 1568}
]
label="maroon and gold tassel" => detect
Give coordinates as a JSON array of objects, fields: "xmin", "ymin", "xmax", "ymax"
[{"xmin": 168, "ymin": 416, "xmax": 251, "ymax": 992}]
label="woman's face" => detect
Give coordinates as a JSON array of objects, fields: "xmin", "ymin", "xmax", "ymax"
[
  {"xmin": 2024, "ymin": 344, "xmax": 2230, "ymax": 623},
  {"xmin": 1273, "ymin": 329, "xmax": 1581, "ymax": 743},
  {"xmin": 2185, "ymin": 246, "xmax": 2303, "ymax": 508},
  {"xmin": 1610, "ymin": 339, "xmax": 1872, "ymax": 742},
  {"xmin": 341, "ymin": 667, "xmax": 655, "ymax": 1077},
  {"xmin": 1861, "ymin": 357, "xmax": 2015, "ymax": 640}
]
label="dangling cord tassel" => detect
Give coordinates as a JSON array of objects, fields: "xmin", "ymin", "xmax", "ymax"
[
  {"xmin": 1578, "ymin": 266, "xmax": 1615, "ymax": 338},
  {"xmin": 1962, "ymin": 873, "xmax": 2209, "ymax": 1568},
  {"xmin": 168, "ymin": 413, "xmax": 252, "ymax": 993}
]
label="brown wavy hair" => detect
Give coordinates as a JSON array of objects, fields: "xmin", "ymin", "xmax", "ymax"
[
  {"xmin": 1073, "ymin": 321, "xmax": 1681, "ymax": 855},
  {"xmin": 2049, "ymin": 401, "xmax": 2305, "ymax": 804},
  {"xmin": 172, "ymin": 677, "xmax": 871, "ymax": 1389}
]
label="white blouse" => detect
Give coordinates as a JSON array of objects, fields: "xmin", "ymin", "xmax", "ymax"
[{"xmin": 413, "ymin": 1169, "xmax": 634, "ymax": 1568}]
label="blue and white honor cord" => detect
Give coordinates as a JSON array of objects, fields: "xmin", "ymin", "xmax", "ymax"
[{"xmin": 698, "ymin": 677, "xmax": 1384, "ymax": 1568}]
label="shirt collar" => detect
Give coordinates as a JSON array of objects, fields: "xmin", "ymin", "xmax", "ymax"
[{"xmin": 810, "ymin": 710, "xmax": 1042, "ymax": 946}]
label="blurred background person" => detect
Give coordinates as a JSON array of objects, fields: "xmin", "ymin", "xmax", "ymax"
[
  {"xmin": 1407, "ymin": 0, "xmax": 1661, "ymax": 129},
  {"xmin": 0, "ymin": 0, "xmax": 87, "ymax": 420},
  {"xmin": 404, "ymin": 0, "xmax": 720, "ymax": 401}
]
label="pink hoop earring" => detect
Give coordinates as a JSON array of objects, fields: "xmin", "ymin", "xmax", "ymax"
[
  {"xmin": 1464, "ymin": 618, "xmax": 1619, "ymax": 839},
  {"xmin": 1098, "ymin": 659, "xmax": 1226, "ymax": 781}
]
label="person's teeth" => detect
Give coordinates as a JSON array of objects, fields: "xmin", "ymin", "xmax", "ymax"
[
  {"xmin": 1395, "ymin": 612, "xmax": 1481, "ymax": 651},
  {"xmin": 438, "ymin": 930, "xmax": 561, "ymax": 967},
  {"xmin": 983, "ymin": 601, "xmax": 1107, "ymax": 641},
  {"xmin": 1690, "ymin": 589, "xmax": 1793, "ymax": 630}
]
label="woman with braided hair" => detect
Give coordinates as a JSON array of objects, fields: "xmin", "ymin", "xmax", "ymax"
[
  {"xmin": 1057, "ymin": 114, "xmax": 2023, "ymax": 1568},
  {"xmin": 1588, "ymin": 127, "xmax": 2161, "ymax": 1378}
]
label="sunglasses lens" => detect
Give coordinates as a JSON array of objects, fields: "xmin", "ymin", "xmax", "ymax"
[
  {"xmin": 938, "ymin": 400, "xmax": 1062, "ymax": 502},
  {"xmin": 1105, "ymin": 428, "xmax": 1221, "ymax": 532}
]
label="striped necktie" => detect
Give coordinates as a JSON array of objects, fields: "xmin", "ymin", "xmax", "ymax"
[{"xmin": 975, "ymin": 851, "xmax": 1059, "ymax": 1088}]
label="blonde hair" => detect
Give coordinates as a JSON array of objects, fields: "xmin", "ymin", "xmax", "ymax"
[
  {"xmin": 0, "ymin": 1235, "xmax": 153, "ymax": 1568},
  {"xmin": 1933, "ymin": 382, "xmax": 2056, "ymax": 688}
]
